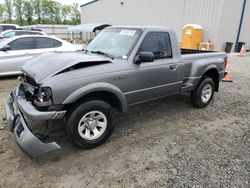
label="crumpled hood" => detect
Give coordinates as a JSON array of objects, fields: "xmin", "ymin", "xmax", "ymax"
[{"xmin": 21, "ymin": 51, "xmax": 109, "ymax": 82}]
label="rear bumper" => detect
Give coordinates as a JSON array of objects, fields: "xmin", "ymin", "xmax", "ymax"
[{"xmin": 5, "ymin": 86, "xmax": 65, "ymax": 158}]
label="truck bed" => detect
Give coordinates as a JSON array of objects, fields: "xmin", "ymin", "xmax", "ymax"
[{"xmin": 181, "ymin": 48, "xmax": 227, "ymax": 61}]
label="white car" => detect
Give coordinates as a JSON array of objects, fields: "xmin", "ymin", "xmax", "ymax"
[
  {"xmin": 0, "ymin": 29, "xmax": 46, "ymax": 39},
  {"xmin": 0, "ymin": 35, "xmax": 83, "ymax": 76}
]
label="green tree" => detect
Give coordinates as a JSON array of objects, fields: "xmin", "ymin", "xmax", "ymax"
[
  {"xmin": 71, "ymin": 3, "xmax": 80, "ymax": 25},
  {"xmin": 53, "ymin": 1, "xmax": 61, "ymax": 24},
  {"xmin": 23, "ymin": 0, "xmax": 33, "ymax": 25},
  {"xmin": 14, "ymin": 0, "xmax": 24, "ymax": 25},
  {"xmin": 41, "ymin": 0, "xmax": 50, "ymax": 23},
  {"xmin": 3, "ymin": 0, "xmax": 80, "ymax": 25},
  {"xmin": 5, "ymin": 0, "xmax": 13, "ymax": 23},
  {"xmin": 61, "ymin": 5, "xmax": 71, "ymax": 24},
  {"xmin": 47, "ymin": 0, "xmax": 55, "ymax": 23},
  {"xmin": 41, "ymin": 0, "xmax": 63, "ymax": 24},
  {"xmin": 40, "ymin": 0, "xmax": 59, "ymax": 24},
  {"xmin": 0, "ymin": 4, "xmax": 5, "ymax": 22},
  {"xmin": 32, "ymin": 0, "xmax": 42, "ymax": 24}
]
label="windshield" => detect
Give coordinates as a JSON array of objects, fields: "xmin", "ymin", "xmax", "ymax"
[
  {"xmin": 86, "ymin": 28, "xmax": 142, "ymax": 59},
  {"xmin": 2, "ymin": 31, "xmax": 15, "ymax": 38}
]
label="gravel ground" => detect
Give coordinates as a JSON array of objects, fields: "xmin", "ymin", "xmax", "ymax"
[{"xmin": 0, "ymin": 55, "xmax": 249, "ymax": 188}]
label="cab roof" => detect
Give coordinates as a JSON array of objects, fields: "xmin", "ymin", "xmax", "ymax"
[{"xmin": 107, "ymin": 25, "xmax": 172, "ymax": 32}]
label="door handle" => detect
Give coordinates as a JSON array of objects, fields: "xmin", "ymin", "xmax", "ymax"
[{"xmin": 170, "ymin": 64, "xmax": 177, "ymax": 70}]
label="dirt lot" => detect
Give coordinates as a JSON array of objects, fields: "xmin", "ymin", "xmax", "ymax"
[{"xmin": 0, "ymin": 55, "xmax": 249, "ymax": 188}]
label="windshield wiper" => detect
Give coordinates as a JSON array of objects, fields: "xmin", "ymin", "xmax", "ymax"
[{"xmin": 89, "ymin": 50, "xmax": 114, "ymax": 60}]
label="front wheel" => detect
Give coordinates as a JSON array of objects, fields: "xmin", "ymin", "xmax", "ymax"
[
  {"xmin": 66, "ymin": 100, "xmax": 114, "ymax": 149},
  {"xmin": 190, "ymin": 77, "xmax": 215, "ymax": 108}
]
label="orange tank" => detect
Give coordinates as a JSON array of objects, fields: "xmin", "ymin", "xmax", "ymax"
[{"xmin": 181, "ymin": 24, "xmax": 203, "ymax": 50}]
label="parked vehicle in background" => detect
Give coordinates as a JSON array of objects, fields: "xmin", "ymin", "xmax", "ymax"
[
  {"xmin": 0, "ymin": 35, "xmax": 83, "ymax": 76},
  {"xmin": 6, "ymin": 26, "xmax": 226, "ymax": 157},
  {"xmin": 0, "ymin": 24, "xmax": 20, "ymax": 32},
  {"xmin": 0, "ymin": 29, "xmax": 46, "ymax": 39}
]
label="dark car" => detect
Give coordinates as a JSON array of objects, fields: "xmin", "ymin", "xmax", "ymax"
[{"xmin": 0, "ymin": 24, "xmax": 20, "ymax": 32}]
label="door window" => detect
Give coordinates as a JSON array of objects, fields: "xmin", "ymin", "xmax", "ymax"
[
  {"xmin": 8, "ymin": 37, "xmax": 34, "ymax": 50},
  {"xmin": 15, "ymin": 31, "xmax": 29, "ymax": 36},
  {"xmin": 28, "ymin": 31, "xmax": 43, "ymax": 35},
  {"xmin": 34, "ymin": 37, "xmax": 62, "ymax": 49},
  {"xmin": 138, "ymin": 32, "xmax": 172, "ymax": 59}
]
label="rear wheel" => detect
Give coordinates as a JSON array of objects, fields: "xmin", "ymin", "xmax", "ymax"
[
  {"xmin": 66, "ymin": 100, "xmax": 114, "ymax": 149},
  {"xmin": 190, "ymin": 77, "xmax": 215, "ymax": 108}
]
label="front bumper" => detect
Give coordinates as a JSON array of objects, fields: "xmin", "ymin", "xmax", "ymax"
[{"xmin": 5, "ymin": 86, "xmax": 65, "ymax": 158}]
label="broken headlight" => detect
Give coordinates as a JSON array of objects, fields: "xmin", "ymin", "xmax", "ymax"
[{"xmin": 34, "ymin": 87, "xmax": 53, "ymax": 106}]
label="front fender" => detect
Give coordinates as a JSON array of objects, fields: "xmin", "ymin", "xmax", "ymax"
[{"xmin": 62, "ymin": 82, "xmax": 128, "ymax": 112}]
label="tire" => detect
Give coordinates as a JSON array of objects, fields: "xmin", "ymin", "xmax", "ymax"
[
  {"xmin": 65, "ymin": 100, "xmax": 114, "ymax": 149},
  {"xmin": 190, "ymin": 77, "xmax": 215, "ymax": 108}
]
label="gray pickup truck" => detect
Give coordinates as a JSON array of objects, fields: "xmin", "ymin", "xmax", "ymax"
[{"xmin": 6, "ymin": 26, "xmax": 227, "ymax": 157}]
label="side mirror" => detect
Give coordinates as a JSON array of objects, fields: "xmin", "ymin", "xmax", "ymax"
[
  {"xmin": 0, "ymin": 45, "xmax": 11, "ymax": 51},
  {"xmin": 134, "ymin": 52, "xmax": 154, "ymax": 64}
]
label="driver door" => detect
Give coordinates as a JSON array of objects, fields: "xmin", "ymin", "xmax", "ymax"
[
  {"xmin": 126, "ymin": 32, "xmax": 183, "ymax": 105},
  {"xmin": 0, "ymin": 37, "xmax": 35, "ymax": 75}
]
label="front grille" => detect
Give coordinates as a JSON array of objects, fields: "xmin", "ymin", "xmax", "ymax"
[
  {"xmin": 19, "ymin": 76, "xmax": 39, "ymax": 101},
  {"xmin": 23, "ymin": 76, "xmax": 39, "ymax": 87}
]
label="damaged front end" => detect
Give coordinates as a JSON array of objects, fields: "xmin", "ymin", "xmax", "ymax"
[{"xmin": 5, "ymin": 79, "xmax": 65, "ymax": 158}]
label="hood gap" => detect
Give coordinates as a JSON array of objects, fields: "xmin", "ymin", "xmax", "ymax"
[{"xmin": 54, "ymin": 61, "xmax": 112, "ymax": 76}]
